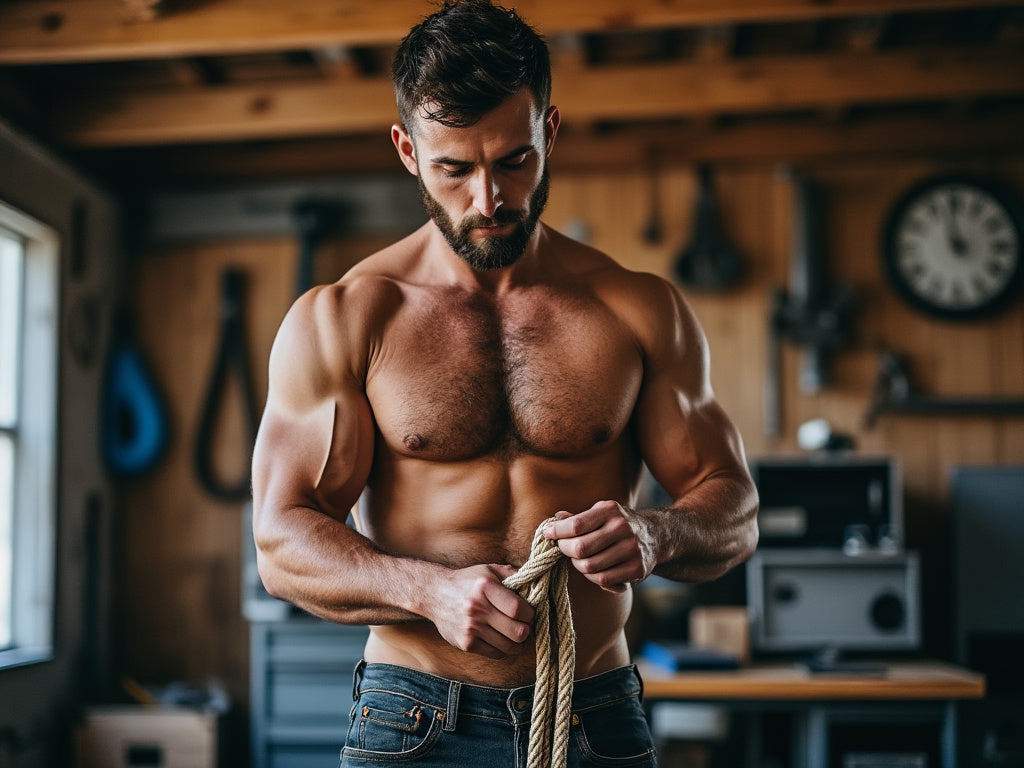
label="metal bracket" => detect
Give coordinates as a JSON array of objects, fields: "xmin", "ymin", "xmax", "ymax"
[{"xmin": 864, "ymin": 348, "xmax": 1024, "ymax": 427}]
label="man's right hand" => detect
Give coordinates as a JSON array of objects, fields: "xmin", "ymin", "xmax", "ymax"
[{"xmin": 425, "ymin": 564, "xmax": 535, "ymax": 659}]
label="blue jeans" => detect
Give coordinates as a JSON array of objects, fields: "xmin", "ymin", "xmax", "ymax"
[{"xmin": 340, "ymin": 660, "xmax": 657, "ymax": 767}]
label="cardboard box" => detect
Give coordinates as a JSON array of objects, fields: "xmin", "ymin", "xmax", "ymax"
[
  {"xmin": 689, "ymin": 606, "xmax": 750, "ymax": 666},
  {"xmin": 76, "ymin": 706, "xmax": 218, "ymax": 768}
]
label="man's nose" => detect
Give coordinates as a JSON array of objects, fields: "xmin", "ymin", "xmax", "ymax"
[{"xmin": 471, "ymin": 170, "xmax": 502, "ymax": 218}]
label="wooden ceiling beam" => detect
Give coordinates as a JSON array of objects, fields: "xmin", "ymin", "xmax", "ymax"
[
  {"xmin": 560, "ymin": 46, "xmax": 1024, "ymax": 123},
  {"xmin": 822, "ymin": 15, "xmax": 888, "ymax": 123},
  {"xmin": 71, "ymin": 109, "xmax": 1024, "ymax": 185},
  {"xmin": 53, "ymin": 44, "xmax": 1024, "ymax": 147},
  {"xmin": 2, "ymin": 0, "xmax": 1023, "ymax": 64}
]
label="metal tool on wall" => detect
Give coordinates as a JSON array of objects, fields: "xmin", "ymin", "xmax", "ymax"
[
  {"xmin": 642, "ymin": 150, "xmax": 664, "ymax": 246},
  {"xmin": 194, "ymin": 267, "xmax": 259, "ymax": 500},
  {"xmin": 292, "ymin": 197, "xmax": 348, "ymax": 297},
  {"xmin": 674, "ymin": 164, "xmax": 744, "ymax": 292},
  {"xmin": 766, "ymin": 169, "xmax": 855, "ymax": 439}
]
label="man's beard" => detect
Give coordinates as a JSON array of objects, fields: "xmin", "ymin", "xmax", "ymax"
[{"xmin": 419, "ymin": 168, "xmax": 550, "ymax": 271}]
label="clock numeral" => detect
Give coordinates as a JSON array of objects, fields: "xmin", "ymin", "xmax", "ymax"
[
  {"xmin": 950, "ymin": 281, "xmax": 967, "ymax": 307},
  {"xmin": 985, "ymin": 215, "xmax": 1010, "ymax": 236},
  {"xmin": 968, "ymin": 196, "xmax": 984, "ymax": 219},
  {"xmin": 987, "ymin": 260, "xmax": 1008, "ymax": 278},
  {"xmin": 925, "ymin": 276, "xmax": 945, "ymax": 302},
  {"xmin": 973, "ymin": 275, "xmax": 997, "ymax": 300},
  {"xmin": 991, "ymin": 240, "xmax": 1014, "ymax": 256}
]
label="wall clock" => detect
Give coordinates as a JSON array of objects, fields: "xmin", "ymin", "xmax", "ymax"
[{"xmin": 882, "ymin": 175, "xmax": 1024, "ymax": 320}]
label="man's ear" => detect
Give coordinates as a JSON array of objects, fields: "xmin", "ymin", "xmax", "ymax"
[
  {"xmin": 544, "ymin": 106, "xmax": 561, "ymax": 157},
  {"xmin": 391, "ymin": 124, "xmax": 419, "ymax": 176}
]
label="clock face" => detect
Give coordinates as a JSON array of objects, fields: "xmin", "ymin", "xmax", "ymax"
[{"xmin": 883, "ymin": 176, "xmax": 1024, "ymax": 320}]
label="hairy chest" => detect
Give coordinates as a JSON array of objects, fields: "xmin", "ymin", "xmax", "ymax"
[{"xmin": 366, "ymin": 286, "xmax": 644, "ymax": 461}]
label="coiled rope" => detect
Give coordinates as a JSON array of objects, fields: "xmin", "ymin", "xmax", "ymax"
[{"xmin": 502, "ymin": 519, "xmax": 576, "ymax": 768}]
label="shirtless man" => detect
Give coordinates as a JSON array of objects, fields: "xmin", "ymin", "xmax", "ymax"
[{"xmin": 252, "ymin": 1, "xmax": 758, "ymax": 765}]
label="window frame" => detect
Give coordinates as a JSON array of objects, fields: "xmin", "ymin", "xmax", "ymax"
[{"xmin": 0, "ymin": 200, "xmax": 60, "ymax": 671}]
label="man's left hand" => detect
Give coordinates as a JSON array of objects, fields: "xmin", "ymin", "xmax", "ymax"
[{"xmin": 543, "ymin": 500, "xmax": 656, "ymax": 593}]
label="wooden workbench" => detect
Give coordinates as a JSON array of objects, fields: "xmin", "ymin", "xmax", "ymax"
[
  {"xmin": 640, "ymin": 660, "xmax": 986, "ymax": 701},
  {"xmin": 637, "ymin": 661, "xmax": 986, "ymax": 768}
]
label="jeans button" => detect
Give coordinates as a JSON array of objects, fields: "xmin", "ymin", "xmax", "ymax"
[{"xmin": 515, "ymin": 699, "xmax": 529, "ymax": 711}]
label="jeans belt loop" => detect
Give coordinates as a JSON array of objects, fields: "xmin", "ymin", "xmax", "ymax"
[
  {"xmin": 631, "ymin": 663, "xmax": 645, "ymax": 703},
  {"xmin": 444, "ymin": 680, "xmax": 461, "ymax": 733},
  {"xmin": 352, "ymin": 659, "xmax": 367, "ymax": 701}
]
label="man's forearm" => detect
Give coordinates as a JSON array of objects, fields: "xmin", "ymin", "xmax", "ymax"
[
  {"xmin": 642, "ymin": 471, "xmax": 759, "ymax": 583},
  {"xmin": 255, "ymin": 504, "xmax": 446, "ymax": 626}
]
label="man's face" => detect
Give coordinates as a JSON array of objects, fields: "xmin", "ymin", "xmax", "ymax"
[
  {"xmin": 393, "ymin": 88, "xmax": 560, "ymax": 271},
  {"xmin": 417, "ymin": 168, "xmax": 549, "ymax": 271}
]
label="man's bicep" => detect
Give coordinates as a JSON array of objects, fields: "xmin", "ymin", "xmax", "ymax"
[
  {"xmin": 253, "ymin": 386, "xmax": 374, "ymax": 522},
  {"xmin": 633, "ymin": 290, "xmax": 748, "ymax": 500},
  {"xmin": 252, "ymin": 291, "xmax": 374, "ymax": 523}
]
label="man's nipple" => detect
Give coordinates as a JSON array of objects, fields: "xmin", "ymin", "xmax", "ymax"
[{"xmin": 403, "ymin": 433, "xmax": 427, "ymax": 451}]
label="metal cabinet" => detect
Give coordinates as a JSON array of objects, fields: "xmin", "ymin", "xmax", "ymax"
[{"xmin": 249, "ymin": 620, "xmax": 369, "ymax": 768}]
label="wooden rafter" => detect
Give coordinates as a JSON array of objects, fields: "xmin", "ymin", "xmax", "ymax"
[
  {"xmin": 1, "ymin": 0, "xmax": 1023, "ymax": 64},
  {"xmin": 53, "ymin": 44, "xmax": 1024, "ymax": 146},
  {"xmin": 69, "ymin": 109, "xmax": 1024, "ymax": 183}
]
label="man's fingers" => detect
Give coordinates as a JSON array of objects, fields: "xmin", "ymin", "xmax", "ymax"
[
  {"xmin": 434, "ymin": 566, "xmax": 536, "ymax": 658},
  {"xmin": 548, "ymin": 512, "xmax": 626, "ymax": 561},
  {"xmin": 541, "ymin": 502, "xmax": 649, "ymax": 591},
  {"xmin": 484, "ymin": 572, "xmax": 536, "ymax": 624},
  {"xmin": 572, "ymin": 536, "xmax": 639, "ymax": 576},
  {"xmin": 545, "ymin": 500, "xmax": 621, "ymax": 537}
]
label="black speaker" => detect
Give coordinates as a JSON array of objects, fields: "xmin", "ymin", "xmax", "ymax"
[{"xmin": 747, "ymin": 549, "xmax": 921, "ymax": 656}]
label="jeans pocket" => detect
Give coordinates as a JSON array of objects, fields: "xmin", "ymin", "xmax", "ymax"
[
  {"xmin": 342, "ymin": 691, "xmax": 444, "ymax": 763},
  {"xmin": 572, "ymin": 696, "xmax": 657, "ymax": 767}
]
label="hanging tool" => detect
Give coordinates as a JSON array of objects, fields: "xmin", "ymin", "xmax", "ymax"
[
  {"xmin": 194, "ymin": 268, "xmax": 259, "ymax": 500},
  {"xmin": 864, "ymin": 347, "xmax": 1024, "ymax": 428},
  {"xmin": 292, "ymin": 197, "xmax": 347, "ymax": 298},
  {"xmin": 101, "ymin": 307, "xmax": 170, "ymax": 476},
  {"xmin": 674, "ymin": 163, "xmax": 744, "ymax": 292},
  {"xmin": 642, "ymin": 149, "xmax": 664, "ymax": 245},
  {"xmin": 766, "ymin": 169, "xmax": 856, "ymax": 438}
]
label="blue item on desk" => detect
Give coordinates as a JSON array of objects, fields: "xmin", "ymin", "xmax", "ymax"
[{"xmin": 641, "ymin": 641, "xmax": 741, "ymax": 672}]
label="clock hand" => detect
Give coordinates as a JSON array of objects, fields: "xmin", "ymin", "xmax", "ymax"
[{"xmin": 946, "ymin": 212, "xmax": 968, "ymax": 258}]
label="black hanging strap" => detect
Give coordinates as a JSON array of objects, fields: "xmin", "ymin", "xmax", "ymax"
[{"xmin": 194, "ymin": 267, "xmax": 259, "ymax": 500}]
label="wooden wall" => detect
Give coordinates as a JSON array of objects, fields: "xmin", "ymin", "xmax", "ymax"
[{"xmin": 119, "ymin": 151, "xmax": 1024, "ymax": 757}]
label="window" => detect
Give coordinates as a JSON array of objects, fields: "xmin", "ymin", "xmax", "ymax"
[{"xmin": 0, "ymin": 200, "xmax": 59, "ymax": 669}]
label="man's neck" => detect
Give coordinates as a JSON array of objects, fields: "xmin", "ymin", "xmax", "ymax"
[{"xmin": 429, "ymin": 221, "xmax": 549, "ymax": 295}]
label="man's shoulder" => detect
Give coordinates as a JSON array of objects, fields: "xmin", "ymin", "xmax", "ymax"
[
  {"xmin": 547, "ymin": 226, "xmax": 674, "ymax": 297},
  {"xmin": 545, "ymin": 228, "xmax": 696, "ymax": 354},
  {"xmin": 563, "ymin": 245, "xmax": 678, "ymax": 318},
  {"xmin": 309, "ymin": 229, "xmax": 433, "ymax": 317}
]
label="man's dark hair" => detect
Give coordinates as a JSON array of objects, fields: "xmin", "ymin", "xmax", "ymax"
[{"xmin": 392, "ymin": 0, "xmax": 551, "ymax": 131}]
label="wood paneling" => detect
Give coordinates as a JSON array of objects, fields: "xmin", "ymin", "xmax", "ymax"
[
  {"xmin": 119, "ymin": 235, "xmax": 388, "ymax": 720},
  {"xmin": 122, "ymin": 152, "xmax": 1024, "ymax": 756}
]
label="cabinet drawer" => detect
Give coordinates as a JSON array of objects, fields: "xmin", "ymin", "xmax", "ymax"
[
  {"xmin": 263, "ymin": 623, "xmax": 368, "ymax": 665},
  {"xmin": 267, "ymin": 668, "xmax": 355, "ymax": 720},
  {"xmin": 268, "ymin": 744, "xmax": 342, "ymax": 768}
]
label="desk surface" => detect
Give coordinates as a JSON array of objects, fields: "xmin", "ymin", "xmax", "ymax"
[{"xmin": 639, "ymin": 661, "xmax": 985, "ymax": 701}]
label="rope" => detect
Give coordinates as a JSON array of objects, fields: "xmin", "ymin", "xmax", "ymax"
[{"xmin": 502, "ymin": 519, "xmax": 576, "ymax": 768}]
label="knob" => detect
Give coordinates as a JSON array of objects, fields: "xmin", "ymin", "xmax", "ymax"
[
  {"xmin": 773, "ymin": 582, "xmax": 799, "ymax": 604},
  {"xmin": 870, "ymin": 592, "xmax": 905, "ymax": 632}
]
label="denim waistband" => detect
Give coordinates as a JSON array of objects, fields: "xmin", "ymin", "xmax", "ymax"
[{"xmin": 352, "ymin": 660, "xmax": 643, "ymax": 731}]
